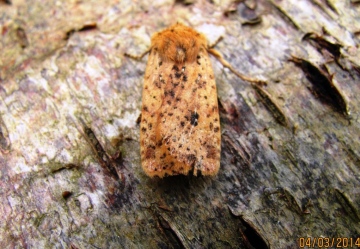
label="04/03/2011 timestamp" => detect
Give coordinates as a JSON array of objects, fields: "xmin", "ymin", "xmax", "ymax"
[{"xmin": 298, "ymin": 237, "xmax": 360, "ymax": 248}]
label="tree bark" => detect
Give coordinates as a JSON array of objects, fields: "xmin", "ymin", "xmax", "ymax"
[{"xmin": 1, "ymin": 0, "xmax": 359, "ymax": 248}]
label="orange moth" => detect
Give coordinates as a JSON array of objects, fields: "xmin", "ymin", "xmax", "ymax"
[{"xmin": 140, "ymin": 23, "xmax": 221, "ymax": 177}]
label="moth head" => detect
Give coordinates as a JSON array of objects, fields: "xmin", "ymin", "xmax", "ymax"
[{"xmin": 151, "ymin": 23, "xmax": 208, "ymax": 63}]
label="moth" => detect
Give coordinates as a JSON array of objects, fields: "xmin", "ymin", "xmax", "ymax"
[{"xmin": 140, "ymin": 23, "xmax": 221, "ymax": 177}]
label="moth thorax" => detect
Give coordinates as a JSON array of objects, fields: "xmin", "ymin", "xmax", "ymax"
[{"xmin": 175, "ymin": 47, "xmax": 186, "ymax": 63}]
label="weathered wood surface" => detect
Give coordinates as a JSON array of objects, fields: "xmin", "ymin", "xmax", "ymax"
[{"xmin": 1, "ymin": 0, "xmax": 359, "ymax": 248}]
